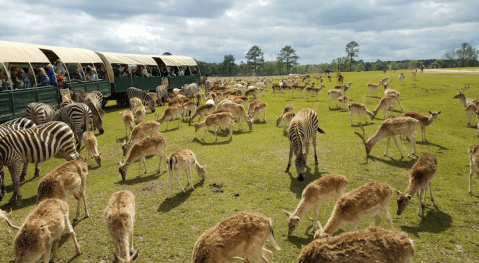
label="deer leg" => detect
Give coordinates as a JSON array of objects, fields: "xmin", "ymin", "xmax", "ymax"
[
  {"xmin": 392, "ymin": 136, "xmax": 404, "ymax": 158},
  {"xmin": 373, "ymin": 214, "xmax": 381, "ymax": 226},
  {"xmin": 167, "ymin": 170, "xmax": 173, "ymax": 199},
  {"xmin": 417, "ymin": 190, "xmax": 425, "ymax": 217},
  {"xmin": 176, "ymin": 171, "xmax": 186, "ymax": 193},
  {"xmin": 429, "ymin": 181, "xmax": 434, "ymax": 202},
  {"xmin": 261, "ymin": 248, "xmax": 273, "ymax": 263},
  {"xmin": 188, "ymin": 166, "xmax": 194, "ymax": 190},
  {"xmin": 468, "ymin": 111, "xmax": 471, "ymax": 125},
  {"xmin": 214, "ymin": 126, "xmax": 218, "ymax": 141},
  {"xmin": 349, "ymin": 111, "xmax": 354, "ymax": 125},
  {"xmin": 384, "ymin": 138, "xmax": 391, "ymax": 156},
  {"xmin": 470, "ymin": 162, "xmax": 474, "ymax": 194},
  {"xmin": 72, "ymin": 191, "xmax": 81, "ymax": 221},
  {"xmin": 382, "ymin": 206, "xmax": 393, "ymax": 228},
  {"xmin": 313, "ymin": 205, "xmax": 322, "ymax": 230},
  {"xmin": 44, "ymin": 241, "xmax": 53, "ymax": 263},
  {"xmin": 421, "ymin": 126, "xmax": 426, "ymax": 141},
  {"xmin": 202, "ymin": 127, "xmax": 208, "ymax": 140}
]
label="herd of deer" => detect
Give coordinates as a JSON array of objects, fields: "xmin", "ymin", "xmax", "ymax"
[{"xmin": 1, "ymin": 70, "xmax": 478, "ymax": 262}]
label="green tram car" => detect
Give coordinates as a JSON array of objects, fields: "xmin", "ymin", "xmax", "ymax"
[{"xmin": 0, "ymin": 40, "xmax": 201, "ymax": 122}]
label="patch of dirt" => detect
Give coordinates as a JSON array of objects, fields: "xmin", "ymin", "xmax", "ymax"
[{"xmin": 423, "ymin": 69, "xmax": 479, "ymax": 74}]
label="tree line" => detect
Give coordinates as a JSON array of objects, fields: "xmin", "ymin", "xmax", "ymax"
[{"xmin": 195, "ymin": 42, "xmax": 479, "ymax": 76}]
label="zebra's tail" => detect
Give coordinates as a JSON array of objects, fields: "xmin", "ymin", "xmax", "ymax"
[{"xmin": 317, "ymin": 127, "xmax": 326, "ymax": 134}]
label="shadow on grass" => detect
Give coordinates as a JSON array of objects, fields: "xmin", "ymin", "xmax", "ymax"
[
  {"xmin": 328, "ymin": 107, "xmax": 343, "ymax": 112},
  {"xmin": 0, "ymin": 194, "xmax": 37, "ymax": 211},
  {"xmin": 351, "ymin": 122, "xmax": 376, "ymax": 127},
  {"xmin": 116, "ymin": 171, "xmax": 165, "ymax": 185},
  {"xmin": 192, "ymin": 137, "xmax": 232, "ymax": 146},
  {"xmin": 158, "ymin": 180, "xmax": 205, "ymax": 212},
  {"xmin": 416, "ymin": 141, "xmax": 449, "ymax": 150},
  {"xmin": 286, "ymin": 234, "xmax": 313, "ymax": 249},
  {"xmin": 287, "ymin": 165, "xmax": 326, "ymax": 199},
  {"xmin": 400, "ymin": 204, "xmax": 452, "ymax": 238},
  {"xmin": 366, "ymin": 155, "xmax": 418, "ymax": 169}
]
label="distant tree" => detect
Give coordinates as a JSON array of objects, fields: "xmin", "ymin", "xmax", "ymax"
[
  {"xmin": 222, "ymin": 54, "xmax": 236, "ymax": 76},
  {"xmin": 430, "ymin": 60, "xmax": 443, "ymax": 69},
  {"xmin": 163, "ymin": 52, "xmax": 172, "ymax": 55},
  {"xmin": 441, "ymin": 47, "xmax": 457, "ymax": 68},
  {"xmin": 355, "ymin": 63, "xmax": 364, "ymax": 72},
  {"xmin": 456, "ymin": 42, "xmax": 478, "ymax": 67},
  {"xmin": 345, "ymin": 41, "xmax": 359, "ymax": 72},
  {"xmin": 277, "ymin": 45, "xmax": 299, "ymax": 75},
  {"xmin": 245, "ymin": 45, "xmax": 265, "ymax": 73},
  {"xmin": 408, "ymin": 60, "xmax": 420, "ymax": 69}
]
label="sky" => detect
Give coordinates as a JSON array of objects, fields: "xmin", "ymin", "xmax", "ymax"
[{"xmin": 1, "ymin": 0, "xmax": 478, "ymax": 65}]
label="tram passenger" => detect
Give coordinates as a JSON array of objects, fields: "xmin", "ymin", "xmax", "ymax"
[
  {"xmin": 131, "ymin": 68, "xmax": 140, "ymax": 77},
  {"xmin": 19, "ymin": 69, "xmax": 31, "ymax": 89},
  {"xmin": 90, "ymin": 68, "xmax": 98, "ymax": 81},
  {"xmin": 185, "ymin": 66, "xmax": 190, "ymax": 76},
  {"xmin": 46, "ymin": 64, "xmax": 57, "ymax": 86},
  {"xmin": 113, "ymin": 64, "xmax": 121, "ymax": 77},
  {"xmin": 55, "ymin": 59, "xmax": 66, "ymax": 75},
  {"xmin": 55, "ymin": 68, "xmax": 64, "ymax": 88},
  {"xmin": 179, "ymin": 67, "xmax": 184, "ymax": 76},
  {"xmin": 0, "ymin": 69, "xmax": 8, "ymax": 91},
  {"xmin": 37, "ymin": 68, "xmax": 50, "ymax": 86},
  {"xmin": 141, "ymin": 66, "xmax": 148, "ymax": 77},
  {"xmin": 70, "ymin": 67, "xmax": 83, "ymax": 82}
]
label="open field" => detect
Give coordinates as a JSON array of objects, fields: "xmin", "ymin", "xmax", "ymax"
[{"xmin": 1, "ymin": 69, "xmax": 479, "ymax": 262}]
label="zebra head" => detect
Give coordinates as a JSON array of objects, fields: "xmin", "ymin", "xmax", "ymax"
[
  {"xmin": 147, "ymin": 100, "xmax": 156, "ymax": 113},
  {"xmin": 294, "ymin": 153, "xmax": 306, "ymax": 181},
  {"xmin": 92, "ymin": 115, "xmax": 104, "ymax": 134}
]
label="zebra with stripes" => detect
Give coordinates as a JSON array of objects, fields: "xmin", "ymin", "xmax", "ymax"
[
  {"xmin": 285, "ymin": 108, "xmax": 326, "ymax": 181},
  {"xmin": 127, "ymin": 87, "xmax": 156, "ymax": 113},
  {"xmin": 52, "ymin": 103, "xmax": 91, "ymax": 150},
  {"xmin": 84, "ymin": 99, "xmax": 105, "ymax": 134},
  {"xmin": 25, "ymin": 102, "xmax": 58, "ymax": 125},
  {"xmin": 0, "ymin": 121, "xmax": 81, "ymax": 203},
  {"xmin": 0, "ymin": 118, "xmax": 37, "ymax": 197}
]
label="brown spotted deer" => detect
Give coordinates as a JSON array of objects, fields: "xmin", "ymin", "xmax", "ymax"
[
  {"xmin": 366, "ymin": 80, "xmax": 383, "ymax": 97},
  {"xmin": 118, "ymin": 136, "xmax": 167, "ymax": 181},
  {"xmin": 37, "ymin": 160, "xmax": 89, "ymax": 221},
  {"xmin": 166, "ymin": 149, "xmax": 206, "ymax": 198},
  {"xmin": 284, "ymin": 174, "xmax": 348, "ymax": 236},
  {"xmin": 113, "ymin": 120, "xmax": 162, "ymax": 157},
  {"xmin": 278, "ymin": 112, "xmax": 295, "ymax": 132},
  {"xmin": 182, "ymin": 100, "xmax": 197, "ymax": 121},
  {"xmin": 453, "ymin": 84, "xmax": 479, "ymax": 125},
  {"xmin": 189, "ymin": 103, "xmax": 215, "ymax": 125},
  {"xmin": 300, "ymin": 227, "xmax": 414, "ymax": 263},
  {"xmin": 250, "ymin": 102, "xmax": 268, "ymax": 122},
  {"xmin": 465, "ymin": 104, "xmax": 479, "ymax": 135},
  {"xmin": 276, "ymin": 104, "xmax": 295, "ymax": 127},
  {"xmin": 134, "ymin": 105, "xmax": 147, "ymax": 125},
  {"xmin": 192, "ymin": 212, "xmax": 280, "ymax": 263},
  {"xmin": 0, "ymin": 199, "xmax": 81, "ymax": 262},
  {"xmin": 195, "ymin": 112, "xmax": 234, "ymax": 141},
  {"xmin": 216, "ymin": 100, "xmax": 253, "ymax": 131},
  {"xmin": 396, "ymin": 153, "xmax": 437, "ymax": 217},
  {"xmin": 372, "ymin": 94, "xmax": 398, "ymax": 119},
  {"xmin": 468, "ymin": 145, "xmax": 479, "ymax": 197},
  {"xmin": 399, "ymin": 72, "xmax": 406, "ymax": 85},
  {"xmin": 304, "ymin": 83, "xmax": 323, "ymax": 101},
  {"xmin": 82, "ymin": 131, "xmax": 101, "ymax": 167},
  {"xmin": 105, "ymin": 190, "xmax": 139, "ymax": 262},
  {"xmin": 157, "ymin": 104, "xmax": 185, "ymax": 130},
  {"xmin": 327, "ymin": 89, "xmax": 342, "ymax": 109},
  {"xmin": 337, "ymin": 96, "xmax": 348, "ymax": 111},
  {"xmin": 119, "ymin": 110, "xmax": 135, "ymax": 138},
  {"xmin": 314, "ymin": 181, "xmax": 393, "ymax": 239},
  {"xmin": 383, "ymin": 80, "xmax": 403, "ymax": 111},
  {"xmin": 348, "ymin": 102, "xmax": 374, "ymax": 125},
  {"xmin": 129, "ymin": 97, "xmax": 142, "ymax": 113},
  {"xmin": 403, "ymin": 111, "xmax": 441, "ymax": 141},
  {"xmin": 411, "ymin": 71, "xmax": 417, "ymax": 80},
  {"xmin": 354, "ymin": 117, "xmax": 419, "ymax": 158},
  {"xmin": 247, "ymin": 99, "xmax": 262, "ymax": 116}
]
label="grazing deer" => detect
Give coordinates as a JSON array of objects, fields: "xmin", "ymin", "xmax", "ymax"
[
  {"xmin": 300, "ymin": 227, "xmax": 414, "ymax": 263},
  {"xmin": 337, "ymin": 96, "xmax": 348, "ymax": 111},
  {"xmin": 118, "ymin": 136, "xmax": 167, "ymax": 181},
  {"xmin": 192, "ymin": 212, "xmax": 280, "ymax": 263},
  {"xmin": 195, "ymin": 112, "xmax": 234, "ymax": 141},
  {"xmin": 284, "ymin": 174, "xmax": 348, "ymax": 236},
  {"xmin": 396, "ymin": 153, "xmax": 437, "ymax": 217},
  {"xmin": 105, "ymin": 190, "xmax": 139, "ymax": 262},
  {"xmin": 276, "ymin": 104, "xmax": 295, "ymax": 126},
  {"xmin": 37, "ymin": 160, "xmax": 89, "ymax": 221},
  {"xmin": 354, "ymin": 117, "xmax": 419, "ymax": 158},
  {"xmin": 411, "ymin": 71, "xmax": 417, "ymax": 80},
  {"xmin": 383, "ymin": 80, "xmax": 403, "ymax": 111},
  {"xmin": 129, "ymin": 97, "xmax": 142, "ymax": 113},
  {"xmin": 348, "ymin": 102, "xmax": 374, "ymax": 125},
  {"xmin": 403, "ymin": 111, "xmax": 441, "ymax": 141},
  {"xmin": 367, "ymin": 81, "xmax": 383, "ymax": 97},
  {"xmin": 468, "ymin": 145, "xmax": 479, "ymax": 196},
  {"xmin": 134, "ymin": 105, "xmax": 147, "ymax": 125},
  {"xmin": 166, "ymin": 149, "xmax": 206, "ymax": 198},
  {"xmin": 327, "ymin": 89, "xmax": 342, "ymax": 109},
  {"xmin": 0, "ymin": 199, "xmax": 81, "ymax": 262},
  {"xmin": 216, "ymin": 101, "xmax": 253, "ymax": 131},
  {"xmin": 189, "ymin": 103, "xmax": 215, "ymax": 125},
  {"xmin": 113, "ymin": 120, "xmax": 162, "ymax": 157},
  {"xmin": 399, "ymin": 73, "xmax": 406, "ymax": 85},
  {"xmin": 247, "ymin": 99, "xmax": 262, "ymax": 116},
  {"xmin": 157, "ymin": 104, "xmax": 185, "ymax": 130},
  {"xmin": 372, "ymin": 94, "xmax": 397, "ymax": 119},
  {"xmin": 182, "ymin": 100, "xmax": 197, "ymax": 120},
  {"xmin": 314, "ymin": 181, "xmax": 394, "ymax": 238},
  {"xmin": 82, "ymin": 131, "xmax": 102, "ymax": 167},
  {"xmin": 453, "ymin": 84, "xmax": 479, "ymax": 126},
  {"xmin": 278, "ymin": 112, "xmax": 295, "ymax": 132},
  {"xmin": 119, "ymin": 110, "xmax": 135, "ymax": 138},
  {"xmin": 250, "ymin": 102, "xmax": 268, "ymax": 122}
]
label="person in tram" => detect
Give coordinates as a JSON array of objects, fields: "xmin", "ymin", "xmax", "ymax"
[
  {"xmin": 90, "ymin": 68, "xmax": 98, "ymax": 81},
  {"xmin": 141, "ymin": 66, "xmax": 148, "ymax": 77},
  {"xmin": 37, "ymin": 68, "xmax": 50, "ymax": 86},
  {"xmin": 46, "ymin": 64, "xmax": 57, "ymax": 86},
  {"xmin": 55, "ymin": 59, "xmax": 66, "ymax": 75},
  {"xmin": 179, "ymin": 67, "xmax": 184, "ymax": 76},
  {"xmin": 55, "ymin": 68, "xmax": 64, "ymax": 88},
  {"xmin": 113, "ymin": 64, "xmax": 122, "ymax": 77},
  {"xmin": 70, "ymin": 67, "xmax": 84, "ymax": 82},
  {"xmin": 18, "ymin": 69, "xmax": 31, "ymax": 89},
  {"xmin": 184, "ymin": 66, "xmax": 190, "ymax": 76}
]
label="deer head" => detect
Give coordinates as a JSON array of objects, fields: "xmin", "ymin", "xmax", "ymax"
[
  {"xmin": 112, "ymin": 132, "xmax": 131, "ymax": 157},
  {"xmin": 453, "ymin": 84, "xmax": 470, "ymax": 99},
  {"xmin": 396, "ymin": 189, "xmax": 412, "ymax": 216},
  {"xmin": 283, "ymin": 210, "xmax": 301, "ymax": 236},
  {"xmin": 354, "ymin": 123, "xmax": 373, "ymax": 155},
  {"xmin": 118, "ymin": 160, "xmax": 129, "ymax": 182}
]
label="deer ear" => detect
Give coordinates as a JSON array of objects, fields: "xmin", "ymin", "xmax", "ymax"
[
  {"xmin": 438, "ymin": 111, "xmax": 441, "ymax": 114},
  {"xmin": 406, "ymin": 194, "xmax": 412, "ymax": 200},
  {"xmin": 395, "ymin": 190, "xmax": 401, "ymax": 195},
  {"xmin": 428, "ymin": 111, "xmax": 432, "ymax": 114}
]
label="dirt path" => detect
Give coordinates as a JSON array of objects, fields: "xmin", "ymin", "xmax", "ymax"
[{"xmin": 423, "ymin": 68, "xmax": 479, "ymax": 74}]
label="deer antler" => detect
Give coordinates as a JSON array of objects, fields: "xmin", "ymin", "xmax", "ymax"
[
  {"xmin": 111, "ymin": 132, "xmax": 121, "ymax": 143},
  {"xmin": 460, "ymin": 84, "xmax": 470, "ymax": 93},
  {"xmin": 354, "ymin": 122, "xmax": 366, "ymax": 142}
]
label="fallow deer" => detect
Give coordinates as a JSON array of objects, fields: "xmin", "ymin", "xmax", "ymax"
[
  {"xmin": 119, "ymin": 110, "xmax": 135, "ymax": 138},
  {"xmin": 82, "ymin": 131, "xmax": 102, "ymax": 167},
  {"xmin": 396, "ymin": 153, "xmax": 437, "ymax": 217},
  {"xmin": 157, "ymin": 104, "xmax": 186, "ymax": 130},
  {"xmin": 403, "ymin": 111, "xmax": 441, "ymax": 141},
  {"xmin": 354, "ymin": 117, "xmax": 419, "ymax": 158},
  {"xmin": 453, "ymin": 84, "xmax": 479, "ymax": 125},
  {"xmin": 134, "ymin": 105, "xmax": 147, "ymax": 125},
  {"xmin": 366, "ymin": 80, "xmax": 383, "ymax": 97},
  {"xmin": 113, "ymin": 120, "xmax": 162, "ymax": 157},
  {"xmin": 277, "ymin": 104, "xmax": 295, "ymax": 126},
  {"xmin": 348, "ymin": 102, "xmax": 374, "ymax": 125},
  {"xmin": 304, "ymin": 83, "xmax": 323, "ymax": 101},
  {"xmin": 195, "ymin": 112, "xmax": 234, "ymax": 141},
  {"xmin": 468, "ymin": 145, "xmax": 479, "ymax": 197},
  {"xmin": 166, "ymin": 149, "xmax": 206, "ymax": 198},
  {"xmin": 189, "ymin": 104, "xmax": 215, "ymax": 125}
]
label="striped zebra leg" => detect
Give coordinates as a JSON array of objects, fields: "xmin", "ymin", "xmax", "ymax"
[
  {"xmin": 0, "ymin": 168, "xmax": 5, "ymax": 198},
  {"xmin": 285, "ymin": 143, "xmax": 294, "ymax": 173},
  {"xmin": 7, "ymin": 162, "xmax": 23, "ymax": 203},
  {"xmin": 313, "ymin": 135, "xmax": 318, "ymax": 165}
]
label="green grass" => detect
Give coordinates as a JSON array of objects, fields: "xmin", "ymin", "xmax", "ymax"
[{"xmin": 1, "ymin": 69, "xmax": 479, "ymax": 262}]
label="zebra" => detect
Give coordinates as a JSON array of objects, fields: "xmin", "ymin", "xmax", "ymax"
[
  {"xmin": 88, "ymin": 90, "xmax": 104, "ymax": 109},
  {"xmin": 156, "ymin": 85, "xmax": 168, "ymax": 106},
  {"xmin": 0, "ymin": 118, "xmax": 37, "ymax": 196},
  {"xmin": 52, "ymin": 103, "xmax": 91, "ymax": 150},
  {"xmin": 285, "ymin": 108, "xmax": 326, "ymax": 181},
  {"xmin": 84, "ymin": 99, "xmax": 105, "ymax": 134},
  {"xmin": 0, "ymin": 121, "xmax": 81, "ymax": 203},
  {"xmin": 25, "ymin": 102, "xmax": 58, "ymax": 125},
  {"xmin": 127, "ymin": 87, "xmax": 156, "ymax": 113}
]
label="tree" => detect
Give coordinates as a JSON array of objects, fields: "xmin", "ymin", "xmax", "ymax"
[
  {"xmin": 277, "ymin": 46, "xmax": 299, "ymax": 75},
  {"xmin": 456, "ymin": 42, "xmax": 478, "ymax": 67},
  {"xmin": 345, "ymin": 41, "xmax": 359, "ymax": 72},
  {"xmin": 441, "ymin": 47, "xmax": 456, "ymax": 68},
  {"xmin": 408, "ymin": 60, "xmax": 420, "ymax": 69},
  {"xmin": 245, "ymin": 45, "xmax": 265, "ymax": 73},
  {"xmin": 222, "ymin": 54, "xmax": 236, "ymax": 76},
  {"xmin": 163, "ymin": 52, "xmax": 172, "ymax": 55}
]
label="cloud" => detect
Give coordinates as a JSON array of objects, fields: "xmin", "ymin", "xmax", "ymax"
[{"xmin": 0, "ymin": 0, "xmax": 478, "ymax": 65}]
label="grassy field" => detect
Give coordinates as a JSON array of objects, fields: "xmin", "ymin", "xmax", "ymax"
[{"xmin": 1, "ymin": 69, "xmax": 479, "ymax": 262}]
